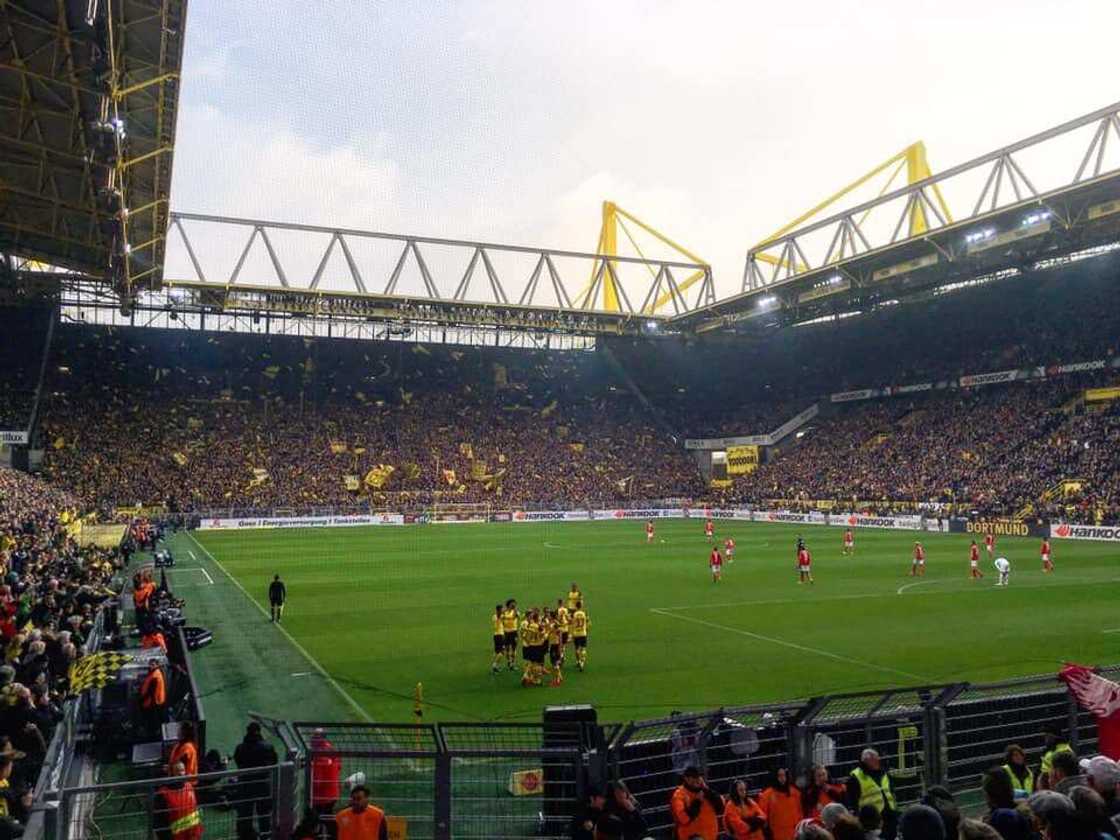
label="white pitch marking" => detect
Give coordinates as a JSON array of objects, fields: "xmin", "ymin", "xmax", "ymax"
[
  {"xmin": 653, "ymin": 574, "xmax": 1120, "ymax": 614},
  {"xmin": 290, "ymin": 672, "xmax": 312, "ymax": 677},
  {"xmin": 651, "ymin": 608, "xmax": 926, "ymax": 682},
  {"xmin": 187, "ymin": 533, "xmax": 374, "ymax": 724},
  {"xmin": 187, "ymin": 535, "xmax": 431, "ymax": 770},
  {"xmin": 171, "ymin": 567, "xmax": 215, "ymax": 585},
  {"xmin": 651, "ymin": 592, "xmax": 884, "ymax": 612},
  {"xmin": 896, "ymin": 579, "xmax": 942, "ymax": 596}
]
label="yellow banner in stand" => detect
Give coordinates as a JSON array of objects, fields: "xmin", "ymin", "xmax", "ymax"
[
  {"xmin": 1086, "ymin": 387, "xmax": 1120, "ymax": 402},
  {"xmin": 726, "ymin": 444, "xmax": 759, "ymax": 475}
]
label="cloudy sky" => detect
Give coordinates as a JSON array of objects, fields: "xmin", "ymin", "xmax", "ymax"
[{"xmin": 167, "ymin": 0, "xmax": 1120, "ymax": 302}]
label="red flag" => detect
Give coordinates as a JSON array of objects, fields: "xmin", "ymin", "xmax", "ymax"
[{"xmin": 1059, "ymin": 664, "xmax": 1120, "ymax": 759}]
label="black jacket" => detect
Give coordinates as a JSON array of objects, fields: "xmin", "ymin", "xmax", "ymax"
[
  {"xmin": 569, "ymin": 804, "xmax": 606, "ymax": 840},
  {"xmin": 604, "ymin": 801, "xmax": 650, "ymax": 840},
  {"xmin": 233, "ymin": 735, "xmax": 278, "ymax": 797},
  {"xmin": 268, "ymin": 581, "xmax": 286, "ymax": 604}
]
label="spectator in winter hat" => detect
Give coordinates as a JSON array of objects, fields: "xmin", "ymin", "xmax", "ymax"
[
  {"xmin": 897, "ymin": 805, "xmax": 944, "ymax": 840},
  {"xmin": 1026, "ymin": 790, "xmax": 1075, "ymax": 840}
]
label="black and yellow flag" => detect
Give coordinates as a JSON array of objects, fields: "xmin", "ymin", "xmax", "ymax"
[{"xmin": 68, "ymin": 652, "xmax": 132, "ymax": 695}]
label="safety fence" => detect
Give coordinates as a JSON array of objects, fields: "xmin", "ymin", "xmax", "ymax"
[
  {"xmin": 41, "ymin": 764, "xmax": 297, "ymax": 840},
  {"xmin": 29, "ymin": 665, "xmax": 1115, "ymax": 840},
  {"xmin": 295, "ymin": 720, "xmax": 618, "ymax": 840}
]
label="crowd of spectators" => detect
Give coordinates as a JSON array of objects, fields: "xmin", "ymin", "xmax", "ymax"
[
  {"xmin": 1, "ymin": 257, "xmax": 1118, "ymax": 520},
  {"xmin": 724, "ymin": 375, "xmax": 1120, "ymax": 523},
  {"xmin": 0, "ymin": 467, "xmax": 123, "ymax": 824},
  {"xmin": 568, "ymin": 740, "xmax": 1120, "ymax": 840},
  {"xmin": 33, "ymin": 326, "xmax": 704, "ymax": 514},
  {"xmin": 615, "ymin": 253, "xmax": 1120, "ymax": 440}
]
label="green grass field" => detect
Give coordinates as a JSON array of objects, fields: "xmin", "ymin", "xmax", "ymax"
[{"xmin": 183, "ymin": 520, "xmax": 1120, "ymax": 725}]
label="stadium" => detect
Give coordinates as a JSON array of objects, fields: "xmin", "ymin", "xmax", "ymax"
[{"xmin": 2, "ymin": 2, "xmax": 1120, "ymax": 839}]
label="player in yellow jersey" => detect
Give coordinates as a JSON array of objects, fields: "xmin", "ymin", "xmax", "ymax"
[
  {"xmin": 566, "ymin": 583, "xmax": 582, "ymax": 612},
  {"xmin": 571, "ymin": 601, "xmax": 589, "ymax": 672},
  {"xmin": 501, "ymin": 599, "xmax": 520, "ymax": 671},
  {"xmin": 538, "ymin": 610, "xmax": 554, "ymax": 676},
  {"xmin": 521, "ymin": 609, "xmax": 544, "ymax": 686},
  {"xmin": 547, "ymin": 610, "xmax": 565, "ymax": 686},
  {"xmin": 490, "ymin": 604, "xmax": 505, "ymax": 675},
  {"xmin": 555, "ymin": 599, "xmax": 571, "ymax": 652},
  {"xmin": 519, "ymin": 611, "xmax": 533, "ymax": 683}
]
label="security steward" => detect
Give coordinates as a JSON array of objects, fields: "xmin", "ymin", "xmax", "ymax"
[
  {"xmin": 335, "ymin": 785, "xmax": 388, "ymax": 840},
  {"xmin": 1039, "ymin": 725, "xmax": 1074, "ymax": 789},
  {"xmin": 155, "ymin": 761, "xmax": 202, "ymax": 840},
  {"xmin": 1002, "ymin": 744, "xmax": 1035, "ymax": 799},
  {"xmin": 140, "ymin": 659, "xmax": 167, "ymax": 737},
  {"xmin": 168, "ymin": 721, "xmax": 199, "ymax": 777},
  {"xmin": 133, "ymin": 571, "xmax": 157, "ymax": 626},
  {"xmin": 669, "ymin": 765, "xmax": 724, "ymax": 840},
  {"xmin": 847, "ymin": 749, "xmax": 898, "ymax": 840}
]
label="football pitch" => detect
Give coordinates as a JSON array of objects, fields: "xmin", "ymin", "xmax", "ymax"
[{"xmin": 183, "ymin": 520, "xmax": 1120, "ymax": 724}]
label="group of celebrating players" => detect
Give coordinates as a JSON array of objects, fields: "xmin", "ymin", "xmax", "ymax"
[
  {"xmin": 687, "ymin": 518, "xmax": 1057, "ymax": 587},
  {"xmin": 490, "ymin": 584, "xmax": 590, "ymax": 687}
]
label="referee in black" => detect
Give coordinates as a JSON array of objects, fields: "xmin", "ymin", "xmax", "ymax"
[{"xmin": 268, "ymin": 574, "xmax": 286, "ymax": 623}]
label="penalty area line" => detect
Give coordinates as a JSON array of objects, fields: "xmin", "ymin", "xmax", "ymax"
[{"xmin": 650, "ymin": 608, "xmax": 927, "ymax": 683}]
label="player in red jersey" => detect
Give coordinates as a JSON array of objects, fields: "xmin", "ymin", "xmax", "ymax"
[
  {"xmin": 909, "ymin": 542, "xmax": 926, "ymax": 577},
  {"xmin": 969, "ymin": 540, "xmax": 984, "ymax": 579},
  {"xmin": 797, "ymin": 545, "xmax": 814, "ymax": 584},
  {"xmin": 646, "ymin": 520, "xmax": 655, "ymax": 544},
  {"xmin": 842, "ymin": 528, "xmax": 854, "ymax": 556},
  {"xmin": 709, "ymin": 546, "xmax": 722, "ymax": 582},
  {"xmin": 724, "ymin": 537, "xmax": 736, "ymax": 564},
  {"xmin": 984, "ymin": 532, "xmax": 995, "ymax": 557},
  {"xmin": 705, "ymin": 518, "xmax": 714, "ymax": 542},
  {"xmin": 1041, "ymin": 537, "xmax": 1053, "ymax": 573}
]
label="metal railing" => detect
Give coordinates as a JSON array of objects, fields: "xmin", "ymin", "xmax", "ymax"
[
  {"xmin": 29, "ymin": 666, "xmax": 1115, "ymax": 840},
  {"xmin": 295, "ymin": 721, "xmax": 612, "ymax": 840},
  {"xmin": 282, "ymin": 669, "xmax": 1111, "ymax": 840},
  {"xmin": 46, "ymin": 764, "xmax": 297, "ymax": 840}
]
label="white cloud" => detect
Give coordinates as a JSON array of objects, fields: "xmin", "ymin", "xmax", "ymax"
[{"xmin": 166, "ymin": 0, "xmax": 1120, "ymax": 305}]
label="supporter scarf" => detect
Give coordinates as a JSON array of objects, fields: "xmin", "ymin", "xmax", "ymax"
[{"xmin": 1059, "ymin": 664, "xmax": 1120, "ymax": 759}]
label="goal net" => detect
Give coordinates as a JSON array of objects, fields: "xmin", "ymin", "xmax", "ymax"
[{"xmin": 426, "ymin": 501, "xmax": 492, "ymax": 522}]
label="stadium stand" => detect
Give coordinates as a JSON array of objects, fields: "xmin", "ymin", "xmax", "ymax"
[
  {"xmin": 726, "ymin": 376, "xmax": 1120, "ymax": 523},
  {"xmin": 620, "ymin": 256, "xmax": 1120, "ymax": 440},
  {"xmin": 2, "ymin": 259, "xmax": 1112, "ymax": 523},
  {"xmin": 33, "ymin": 326, "xmax": 705, "ymax": 514},
  {"xmin": 0, "ymin": 467, "xmax": 124, "ymax": 810}
]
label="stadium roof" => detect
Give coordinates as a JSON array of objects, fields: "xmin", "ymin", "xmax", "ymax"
[
  {"xmin": 0, "ymin": 0, "xmax": 187, "ymax": 297},
  {"xmin": 674, "ymin": 101, "xmax": 1120, "ymax": 334}
]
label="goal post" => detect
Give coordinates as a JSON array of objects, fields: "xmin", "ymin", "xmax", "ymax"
[{"xmin": 426, "ymin": 500, "xmax": 492, "ymax": 522}]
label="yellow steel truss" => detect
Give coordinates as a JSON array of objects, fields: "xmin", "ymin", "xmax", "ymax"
[
  {"xmin": 757, "ymin": 141, "xmax": 949, "ymax": 255},
  {"xmin": 584, "ymin": 201, "xmax": 709, "ymax": 314},
  {"xmin": 586, "ymin": 143, "xmax": 950, "ymax": 313}
]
